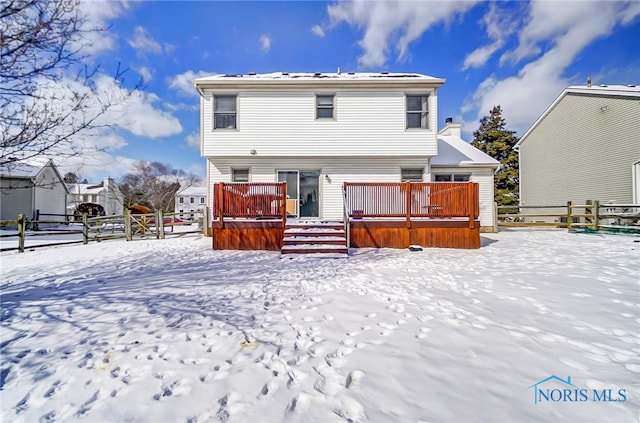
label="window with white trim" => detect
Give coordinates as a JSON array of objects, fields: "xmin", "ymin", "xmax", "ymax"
[
  {"xmin": 316, "ymin": 95, "xmax": 334, "ymax": 119},
  {"xmin": 190, "ymin": 197, "xmax": 195, "ymax": 204},
  {"xmin": 232, "ymin": 169, "xmax": 249, "ymax": 182},
  {"xmin": 434, "ymin": 174, "xmax": 471, "ymax": 182},
  {"xmin": 214, "ymin": 95, "xmax": 237, "ymax": 129},
  {"xmin": 401, "ymin": 168, "xmax": 424, "ymax": 182},
  {"xmin": 406, "ymin": 95, "xmax": 429, "ymax": 129},
  {"xmin": 200, "ymin": 197, "xmax": 205, "ymax": 204},
  {"xmin": 179, "ymin": 197, "xmax": 184, "ymax": 204}
]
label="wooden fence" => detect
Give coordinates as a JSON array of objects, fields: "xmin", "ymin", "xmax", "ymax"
[
  {"xmin": 213, "ymin": 182, "xmax": 287, "ymax": 227},
  {"xmin": 0, "ymin": 209, "xmax": 209, "ymax": 253},
  {"xmin": 497, "ymin": 201, "xmax": 640, "ymax": 232},
  {"xmin": 343, "ymin": 182, "xmax": 479, "ymax": 224}
]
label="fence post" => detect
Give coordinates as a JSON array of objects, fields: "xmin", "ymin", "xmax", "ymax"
[
  {"xmin": 33, "ymin": 209, "xmax": 40, "ymax": 231},
  {"xmin": 82, "ymin": 213, "xmax": 89, "ymax": 244},
  {"xmin": 125, "ymin": 212, "xmax": 132, "ymax": 241},
  {"xmin": 158, "ymin": 210, "xmax": 165, "ymax": 239},
  {"xmin": 17, "ymin": 213, "xmax": 25, "ymax": 253},
  {"xmin": 405, "ymin": 181, "xmax": 411, "ymax": 228},
  {"xmin": 593, "ymin": 200, "xmax": 600, "ymax": 230},
  {"xmin": 202, "ymin": 206, "xmax": 211, "ymax": 236},
  {"xmin": 567, "ymin": 201, "xmax": 573, "ymax": 232},
  {"xmin": 585, "ymin": 199, "xmax": 593, "ymax": 226}
]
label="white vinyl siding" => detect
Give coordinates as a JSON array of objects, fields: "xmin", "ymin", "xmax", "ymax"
[
  {"xmin": 202, "ymin": 89, "xmax": 438, "ymax": 157},
  {"xmin": 519, "ymin": 93, "xmax": 640, "ymax": 208}
]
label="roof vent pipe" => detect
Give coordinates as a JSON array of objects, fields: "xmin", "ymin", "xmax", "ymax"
[
  {"xmin": 587, "ymin": 76, "xmax": 591, "ymax": 88},
  {"xmin": 445, "ymin": 117, "xmax": 453, "ymax": 124}
]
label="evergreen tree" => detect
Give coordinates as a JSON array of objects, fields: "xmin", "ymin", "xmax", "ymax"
[{"xmin": 471, "ymin": 105, "xmax": 520, "ymax": 205}]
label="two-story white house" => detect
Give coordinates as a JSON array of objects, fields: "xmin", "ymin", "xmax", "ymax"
[
  {"xmin": 194, "ymin": 72, "xmax": 498, "ymax": 231},
  {"xmin": 67, "ymin": 177, "xmax": 125, "ymax": 216},
  {"xmin": 175, "ymin": 186, "xmax": 207, "ymax": 219}
]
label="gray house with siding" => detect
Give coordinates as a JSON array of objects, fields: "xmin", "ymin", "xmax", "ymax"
[
  {"xmin": 0, "ymin": 160, "xmax": 69, "ymax": 223},
  {"xmin": 516, "ymin": 84, "xmax": 640, "ymax": 214}
]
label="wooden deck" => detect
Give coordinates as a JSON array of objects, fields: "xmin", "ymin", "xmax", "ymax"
[{"xmin": 211, "ymin": 182, "xmax": 481, "ymax": 251}]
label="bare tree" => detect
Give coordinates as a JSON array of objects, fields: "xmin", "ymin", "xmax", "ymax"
[
  {"xmin": 119, "ymin": 161, "xmax": 202, "ymax": 213},
  {"xmin": 0, "ymin": 0, "xmax": 137, "ymax": 170}
]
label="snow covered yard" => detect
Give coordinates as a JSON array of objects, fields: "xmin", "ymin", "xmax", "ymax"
[{"xmin": 1, "ymin": 230, "xmax": 638, "ymax": 422}]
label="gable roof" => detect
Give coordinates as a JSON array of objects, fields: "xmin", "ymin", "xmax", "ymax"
[
  {"xmin": 431, "ymin": 135, "xmax": 500, "ymax": 168},
  {"xmin": 194, "ymin": 71, "xmax": 445, "ymax": 91},
  {"xmin": 0, "ymin": 161, "xmax": 41, "ymax": 178},
  {"xmin": 516, "ymin": 84, "xmax": 640, "ymax": 148},
  {"xmin": 177, "ymin": 186, "xmax": 206, "ymax": 197}
]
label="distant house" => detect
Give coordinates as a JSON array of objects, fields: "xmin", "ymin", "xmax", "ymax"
[
  {"xmin": 175, "ymin": 186, "xmax": 207, "ymax": 219},
  {"xmin": 67, "ymin": 177, "xmax": 125, "ymax": 216},
  {"xmin": 194, "ymin": 71, "xmax": 499, "ymax": 232},
  {"xmin": 0, "ymin": 160, "xmax": 69, "ymax": 223},
  {"xmin": 516, "ymin": 84, "xmax": 640, "ymax": 211}
]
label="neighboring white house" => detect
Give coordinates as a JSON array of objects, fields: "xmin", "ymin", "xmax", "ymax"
[
  {"xmin": 194, "ymin": 71, "xmax": 498, "ymax": 230},
  {"xmin": 0, "ymin": 159, "xmax": 69, "ymax": 223},
  {"xmin": 516, "ymin": 83, "xmax": 640, "ymax": 213},
  {"xmin": 67, "ymin": 177, "xmax": 125, "ymax": 215},
  {"xmin": 175, "ymin": 186, "xmax": 207, "ymax": 219}
]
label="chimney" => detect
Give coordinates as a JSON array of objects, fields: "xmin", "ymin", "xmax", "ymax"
[
  {"xmin": 587, "ymin": 77, "xmax": 591, "ymax": 88},
  {"xmin": 440, "ymin": 117, "xmax": 462, "ymax": 138}
]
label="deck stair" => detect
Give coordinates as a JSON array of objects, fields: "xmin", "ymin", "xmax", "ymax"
[{"xmin": 281, "ymin": 220, "xmax": 348, "ymax": 258}]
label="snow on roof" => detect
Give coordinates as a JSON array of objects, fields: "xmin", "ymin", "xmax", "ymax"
[
  {"xmin": 177, "ymin": 186, "xmax": 207, "ymax": 196},
  {"xmin": 194, "ymin": 71, "xmax": 445, "ymax": 86},
  {"xmin": 517, "ymin": 83, "xmax": 640, "ymax": 147},
  {"xmin": 431, "ymin": 135, "xmax": 500, "ymax": 168},
  {"xmin": 0, "ymin": 162, "xmax": 41, "ymax": 178}
]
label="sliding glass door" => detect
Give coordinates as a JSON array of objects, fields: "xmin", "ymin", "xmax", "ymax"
[{"xmin": 277, "ymin": 170, "xmax": 320, "ymax": 218}]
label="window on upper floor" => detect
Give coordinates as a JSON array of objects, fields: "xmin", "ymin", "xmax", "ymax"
[
  {"xmin": 316, "ymin": 95, "xmax": 334, "ymax": 119},
  {"xmin": 232, "ymin": 168, "xmax": 250, "ymax": 182},
  {"xmin": 401, "ymin": 168, "xmax": 424, "ymax": 182},
  {"xmin": 179, "ymin": 197, "xmax": 184, "ymax": 204},
  {"xmin": 190, "ymin": 197, "xmax": 195, "ymax": 204},
  {"xmin": 406, "ymin": 95, "xmax": 429, "ymax": 129},
  {"xmin": 214, "ymin": 95, "xmax": 237, "ymax": 129},
  {"xmin": 434, "ymin": 174, "xmax": 471, "ymax": 182},
  {"xmin": 200, "ymin": 197, "xmax": 205, "ymax": 204}
]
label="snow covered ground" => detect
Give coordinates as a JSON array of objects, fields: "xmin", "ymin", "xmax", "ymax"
[{"xmin": 1, "ymin": 229, "xmax": 638, "ymax": 422}]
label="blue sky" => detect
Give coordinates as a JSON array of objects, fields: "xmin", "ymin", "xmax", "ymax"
[{"xmin": 62, "ymin": 0, "xmax": 640, "ymax": 182}]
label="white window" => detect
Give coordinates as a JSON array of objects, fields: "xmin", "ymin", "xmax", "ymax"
[
  {"xmin": 200, "ymin": 197, "xmax": 205, "ymax": 204},
  {"xmin": 214, "ymin": 95, "xmax": 237, "ymax": 129},
  {"xmin": 401, "ymin": 168, "xmax": 424, "ymax": 182},
  {"xmin": 434, "ymin": 174, "xmax": 471, "ymax": 182},
  {"xmin": 406, "ymin": 95, "xmax": 429, "ymax": 129},
  {"xmin": 316, "ymin": 95, "xmax": 334, "ymax": 119},
  {"xmin": 232, "ymin": 168, "xmax": 249, "ymax": 182},
  {"xmin": 179, "ymin": 197, "xmax": 184, "ymax": 204},
  {"xmin": 190, "ymin": 197, "xmax": 195, "ymax": 204}
]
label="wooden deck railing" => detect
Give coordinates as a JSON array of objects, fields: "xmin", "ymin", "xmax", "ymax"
[
  {"xmin": 213, "ymin": 182, "xmax": 287, "ymax": 227},
  {"xmin": 343, "ymin": 182, "xmax": 479, "ymax": 227}
]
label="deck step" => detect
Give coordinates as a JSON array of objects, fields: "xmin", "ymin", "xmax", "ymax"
[{"xmin": 281, "ymin": 221, "xmax": 348, "ymax": 258}]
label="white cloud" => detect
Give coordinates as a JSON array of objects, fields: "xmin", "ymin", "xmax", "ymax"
[
  {"xmin": 135, "ymin": 66, "xmax": 153, "ymax": 82},
  {"xmin": 260, "ymin": 34, "xmax": 271, "ymax": 53},
  {"xmin": 311, "ymin": 25, "xmax": 325, "ymax": 37},
  {"xmin": 326, "ymin": 0, "xmax": 479, "ymax": 68},
  {"xmin": 75, "ymin": 0, "xmax": 130, "ymax": 56},
  {"xmin": 128, "ymin": 26, "xmax": 163, "ymax": 55},
  {"xmin": 185, "ymin": 131, "xmax": 200, "ymax": 149},
  {"xmin": 463, "ymin": 1, "xmax": 640, "ymax": 136},
  {"xmin": 462, "ymin": 3, "xmax": 517, "ymax": 70},
  {"xmin": 168, "ymin": 70, "xmax": 214, "ymax": 97}
]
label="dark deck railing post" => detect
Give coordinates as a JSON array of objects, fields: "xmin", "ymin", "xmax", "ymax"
[
  {"xmin": 217, "ymin": 183, "xmax": 224, "ymax": 229},
  {"xmin": 405, "ymin": 181, "xmax": 411, "ymax": 228},
  {"xmin": 281, "ymin": 182, "xmax": 287, "ymax": 228}
]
